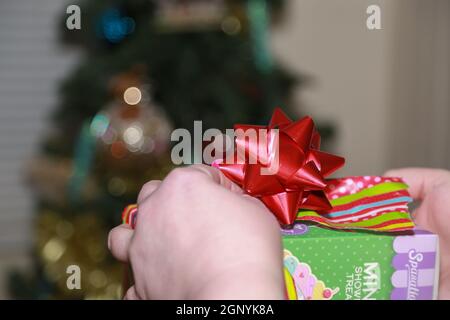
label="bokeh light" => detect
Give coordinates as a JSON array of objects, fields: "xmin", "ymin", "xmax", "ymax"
[{"xmin": 123, "ymin": 87, "xmax": 142, "ymax": 106}]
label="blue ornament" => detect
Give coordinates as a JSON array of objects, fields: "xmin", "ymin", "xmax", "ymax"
[{"xmin": 98, "ymin": 8, "xmax": 135, "ymax": 43}]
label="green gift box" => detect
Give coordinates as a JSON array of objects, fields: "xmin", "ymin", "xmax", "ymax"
[{"xmin": 282, "ymin": 224, "xmax": 439, "ymax": 300}]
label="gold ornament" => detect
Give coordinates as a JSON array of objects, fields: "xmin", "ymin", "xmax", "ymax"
[
  {"xmin": 91, "ymin": 67, "xmax": 174, "ymax": 197},
  {"xmin": 36, "ymin": 209, "xmax": 124, "ymax": 299}
]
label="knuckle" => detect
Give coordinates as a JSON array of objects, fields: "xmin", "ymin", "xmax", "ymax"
[
  {"xmin": 142, "ymin": 180, "xmax": 160, "ymax": 190},
  {"xmin": 137, "ymin": 180, "xmax": 160, "ymax": 203},
  {"xmin": 165, "ymin": 167, "xmax": 189, "ymax": 183},
  {"xmin": 165, "ymin": 167, "xmax": 204, "ymax": 187}
]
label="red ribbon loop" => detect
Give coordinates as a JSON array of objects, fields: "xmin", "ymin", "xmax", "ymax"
[{"xmin": 215, "ymin": 108, "xmax": 345, "ymax": 226}]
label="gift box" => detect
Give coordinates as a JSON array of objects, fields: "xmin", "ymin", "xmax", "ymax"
[
  {"xmin": 212, "ymin": 108, "xmax": 440, "ymax": 300},
  {"xmin": 282, "ymin": 225, "xmax": 439, "ymax": 300},
  {"xmin": 121, "ymin": 108, "xmax": 440, "ymax": 300}
]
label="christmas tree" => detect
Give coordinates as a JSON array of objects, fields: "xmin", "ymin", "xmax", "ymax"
[{"xmin": 8, "ymin": 0, "xmax": 303, "ymax": 299}]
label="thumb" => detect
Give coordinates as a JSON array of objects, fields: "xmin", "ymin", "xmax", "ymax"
[
  {"xmin": 108, "ymin": 224, "xmax": 133, "ymax": 262},
  {"xmin": 384, "ymin": 167, "xmax": 450, "ymax": 201}
]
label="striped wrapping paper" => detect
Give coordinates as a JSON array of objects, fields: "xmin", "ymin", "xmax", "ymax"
[
  {"xmin": 122, "ymin": 204, "xmax": 138, "ymax": 228},
  {"xmin": 296, "ymin": 176, "xmax": 415, "ymax": 232},
  {"xmin": 122, "ymin": 176, "xmax": 415, "ymax": 232}
]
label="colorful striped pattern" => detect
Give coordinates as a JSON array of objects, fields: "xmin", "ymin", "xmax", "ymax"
[
  {"xmin": 122, "ymin": 204, "xmax": 138, "ymax": 228},
  {"xmin": 121, "ymin": 176, "xmax": 415, "ymax": 233},
  {"xmin": 296, "ymin": 177, "xmax": 415, "ymax": 232}
]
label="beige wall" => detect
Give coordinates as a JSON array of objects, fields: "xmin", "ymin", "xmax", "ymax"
[
  {"xmin": 386, "ymin": 0, "xmax": 450, "ymax": 170},
  {"xmin": 271, "ymin": 0, "xmax": 450, "ymax": 176}
]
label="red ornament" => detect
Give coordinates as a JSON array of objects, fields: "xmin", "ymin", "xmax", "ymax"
[{"xmin": 214, "ymin": 108, "xmax": 345, "ymax": 226}]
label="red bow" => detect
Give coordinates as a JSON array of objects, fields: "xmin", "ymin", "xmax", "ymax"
[{"xmin": 214, "ymin": 108, "xmax": 345, "ymax": 226}]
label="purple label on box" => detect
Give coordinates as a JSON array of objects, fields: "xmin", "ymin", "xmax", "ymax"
[
  {"xmin": 281, "ymin": 223, "xmax": 309, "ymax": 236},
  {"xmin": 391, "ymin": 230, "xmax": 438, "ymax": 300}
]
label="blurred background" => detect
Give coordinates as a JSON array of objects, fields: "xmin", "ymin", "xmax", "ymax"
[{"xmin": 0, "ymin": 0, "xmax": 448, "ymax": 299}]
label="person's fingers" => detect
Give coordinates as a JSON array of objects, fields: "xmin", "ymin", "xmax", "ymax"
[
  {"xmin": 108, "ymin": 224, "xmax": 133, "ymax": 262},
  {"xmin": 137, "ymin": 180, "xmax": 161, "ymax": 203},
  {"xmin": 123, "ymin": 285, "xmax": 140, "ymax": 300},
  {"xmin": 164, "ymin": 165, "xmax": 243, "ymax": 194},
  {"xmin": 384, "ymin": 167, "xmax": 450, "ymax": 200},
  {"xmin": 188, "ymin": 164, "xmax": 244, "ymax": 194}
]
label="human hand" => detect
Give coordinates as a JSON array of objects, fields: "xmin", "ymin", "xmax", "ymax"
[
  {"xmin": 108, "ymin": 165, "xmax": 285, "ymax": 300},
  {"xmin": 384, "ymin": 168, "xmax": 450, "ymax": 299}
]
